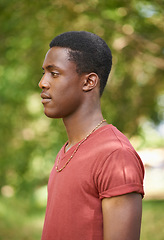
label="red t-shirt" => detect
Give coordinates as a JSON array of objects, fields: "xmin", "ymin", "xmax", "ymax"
[{"xmin": 41, "ymin": 125, "xmax": 144, "ymax": 240}]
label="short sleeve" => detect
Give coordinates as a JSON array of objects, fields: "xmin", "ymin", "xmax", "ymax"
[{"xmin": 96, "ymin": 148, "xmax": 145, "ymax": 199}]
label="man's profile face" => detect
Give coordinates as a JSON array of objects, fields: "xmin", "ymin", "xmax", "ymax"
[{"xmin": 39, "ymin": 47, "xmax": 84, "ymax": 119}]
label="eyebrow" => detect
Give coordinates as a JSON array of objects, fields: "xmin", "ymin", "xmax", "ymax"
[{"xmin": 42, "ymin": 65, "xmax": 60, "ymax": 70}]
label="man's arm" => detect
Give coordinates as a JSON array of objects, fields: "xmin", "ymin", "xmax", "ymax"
[{"xmin": 102, "ymin": 193, "xmax": 142, "ymax": 240}]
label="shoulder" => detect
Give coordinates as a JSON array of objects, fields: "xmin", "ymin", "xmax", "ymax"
[
  {"xmin": 89, "ymin": 124, "xmax": 138, "ymax": 159},
  {"xmin": 92, "ymin": 124, "xmax": 133, "ymax": 146},
  {"xmin": 89, "ymin": 125, "xmax": 145, "ymax": 198}
]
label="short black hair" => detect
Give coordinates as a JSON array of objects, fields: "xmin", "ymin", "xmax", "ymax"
[{"xmin": 50, "ymin": 31, "xmax": 112, "ymax": 96}]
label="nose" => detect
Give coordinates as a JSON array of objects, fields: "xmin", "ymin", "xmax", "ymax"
[{"xmin": 38, "ymin": 75, "xmax": 50, "ymax": 89}]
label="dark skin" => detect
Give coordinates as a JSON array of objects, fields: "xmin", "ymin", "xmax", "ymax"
[{"xmin": 39, "ymin": 47, "xmax": 142, "ymax": 239}]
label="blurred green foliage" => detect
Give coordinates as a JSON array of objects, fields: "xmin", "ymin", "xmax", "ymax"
[{"xmin": 0, "ymin": 0, "xmax": 164, "ymax": 196}]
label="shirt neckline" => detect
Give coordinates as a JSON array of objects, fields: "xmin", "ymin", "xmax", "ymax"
[{"xmin": 59, "ymin": 124, "xmax": 112, "ymax": 160}]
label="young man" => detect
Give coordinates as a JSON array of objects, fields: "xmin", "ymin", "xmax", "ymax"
[{"xmin": 39, "ymin": 31, "xmax": 144, "ymax": 240}]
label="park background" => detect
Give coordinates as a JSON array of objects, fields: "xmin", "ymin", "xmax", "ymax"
[{"xmin": 0, "ymin": 0, "xmax": 164, "ymax": 239}]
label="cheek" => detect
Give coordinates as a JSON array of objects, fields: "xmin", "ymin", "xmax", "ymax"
[
  {"xmin": 54, "ymin": 79, "xmax": 82, "ymax": 103},
  {"xmin": 45, "ymin": 78, "xmax": 83, "ymax": 118},
  {"xmin": 62, "ymin": 85, "xmax": 83, "ymax": 105}
]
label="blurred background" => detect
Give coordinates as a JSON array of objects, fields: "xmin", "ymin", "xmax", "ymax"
[{"xmin": 0, "ymin": 0, "xmax": 164, "ymax": 239}]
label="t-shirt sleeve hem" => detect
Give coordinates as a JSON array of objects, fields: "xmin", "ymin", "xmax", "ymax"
[{"xmin": 99, "ymin": 183, "xmax": 144, "ymax": 200}]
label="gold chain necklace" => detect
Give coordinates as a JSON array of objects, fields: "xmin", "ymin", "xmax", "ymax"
[{"xmin": 56, "ymin": 119, "xmax": 106, "ymax": 172}]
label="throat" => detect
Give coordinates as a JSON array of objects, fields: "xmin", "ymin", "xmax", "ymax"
[{"xmin": 64, "ymin": 119, "xmax": 107, "ymax": 153}]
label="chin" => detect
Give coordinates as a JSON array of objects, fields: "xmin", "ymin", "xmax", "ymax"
[
  {"xmin": 44, "ymin": 111, "xmax": 57, "ymax": 119},
  {"xmin": 44, "ymin": 109, "xmax": 62, "ymax": 119}
]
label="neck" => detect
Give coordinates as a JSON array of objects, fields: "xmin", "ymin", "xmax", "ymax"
[{"xmin": 62, "ymin": 104, "xmax": 107, "ymax": 151}]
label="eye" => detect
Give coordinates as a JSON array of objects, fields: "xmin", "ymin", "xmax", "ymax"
[{"xmin": 51, "ymin": 72, "xmax": 59, "ymax": 77}]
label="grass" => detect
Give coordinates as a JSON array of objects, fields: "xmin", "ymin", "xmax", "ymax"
[
  {"xmin": 141, "ymin": 200, "xmax": 164, "ymax": 240},
  {"xmin": 0, "ymin": 196, "xmax": 164, "ymax": 240},
  {"xmin": 0, "ymin": 196, "xmax": 45, "ymax": 240}
]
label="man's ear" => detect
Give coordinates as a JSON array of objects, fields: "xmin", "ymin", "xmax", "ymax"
[{"xmin": 82, "ymin": 73, "xmax": 99, "ymax": 92}]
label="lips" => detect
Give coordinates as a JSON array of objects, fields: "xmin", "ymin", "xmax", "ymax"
[{"xmin": 40, "ymin": 92, "xmax": 51, "ymax": 104}]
